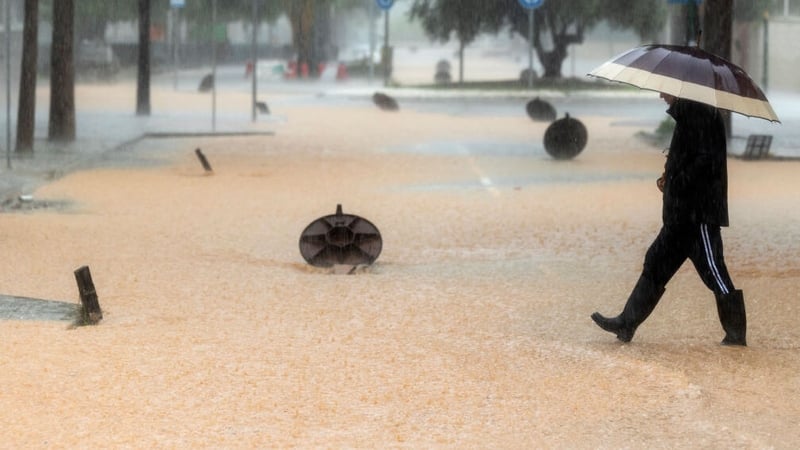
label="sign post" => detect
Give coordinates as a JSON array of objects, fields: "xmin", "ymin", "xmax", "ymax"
[
  {"xmin": 376, "ymin": 0, "xmax": 394, "ymax": 87},
  {"xmin": 211, "ymin": 0, "xmax": 217, "ymax": 132},
  {"xmin": 251, "ymin": 0, "xmax": 259, "ymax": 122},
  {"xmin": 375, "ymin": 0, "xmax": 394, "ymax": 10},
  {"xmin": 518, "ymin": 0, "xmax": 544, "ymax": 89}
]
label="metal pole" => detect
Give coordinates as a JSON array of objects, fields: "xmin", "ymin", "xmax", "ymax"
[
  {"xmin": 368, "ymin": 1, "xmax": 375, "ymax": 84},
  {"xmin": 251, "ymin": 0, "xmax": 258, "ymax": 122},
  {"xmin": 173, "ymin": 8, "xmax": 180, "ymax": 90},
  {"xmin": 211, "ymin": 0, "xmax": 217, "ymax": 132},
  {"xmin": 5, "ymin": 0, "xmax": 11, "ymax": 169},
  {"xmin": 527, "ymin": 8, "xmax": 533, "ymax": 89},
  {"xmin": 383, "ymin": 9, "xmax": 389, "ymax": 87}
]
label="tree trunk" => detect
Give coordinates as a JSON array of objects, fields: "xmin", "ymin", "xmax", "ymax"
[
  {"xmin": 702, "ymin": 0, "xmax": 733, "ymax": 137},
  {"xmin": 532, "ymin": 10, "xmax": 571, "ymax": 79},
  {"xmin": 702, "ymin": 0, "xmax": 732, "ymax": 58},
  {"xmin": 16, "ymin": 0, "xmax": 38, "ymax": 153},
  {"xmin": 537, "ymin": 46, "xmax": 568, "ymax": 78},
  {"xmin": 313, "ymin": 2, "xmax": 333, "ymax": 77},
  {"xmin": 136, "ymin": 0, "xmax": 151, "ymax": 116},
  {"xmin": 48, "ymin": 0, "xmax": 76, "ymax": 142},
  {"xmin": 458, "ymin": 39, "xmax": 464, "ymax": 84},
  {"xmin": 289, "ymin": 0, "xmax": 314, "ymax": 78}
]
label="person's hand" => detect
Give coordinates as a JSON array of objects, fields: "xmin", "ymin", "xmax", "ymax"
[{"xmin": 657, "ymin": 173, "xmax": 665, "ymax": 192}]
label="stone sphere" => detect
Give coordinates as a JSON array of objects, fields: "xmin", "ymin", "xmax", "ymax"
[
  {"xmin": 525, "ymin": 97, "xmax": 556, "ymax": 122},
  {"xmin": 543, "ymin": 113, "xmax": 588, "ymax": 160}
]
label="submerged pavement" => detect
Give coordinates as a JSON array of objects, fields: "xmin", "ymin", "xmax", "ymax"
[
  {"xmin": 1, "ymin": 73, "xmax": 799, "ymax": 446},
  {"xmin": 1, "ymin": 68, "xmax": 798, "ymax": 207}
]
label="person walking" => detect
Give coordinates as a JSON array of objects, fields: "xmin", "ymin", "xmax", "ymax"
[{"xmin": 591, "ymin": 93, "xmax": 747, "ymax": 346}]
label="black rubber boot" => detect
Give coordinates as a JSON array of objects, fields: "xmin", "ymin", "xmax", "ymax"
[
  {"xmin": 716, "ymin": 289, "xmax": 747, "ymax": 346},
  {"xmin": 591, "ymin": 276, "xmax": 665, "ymax": 342}
]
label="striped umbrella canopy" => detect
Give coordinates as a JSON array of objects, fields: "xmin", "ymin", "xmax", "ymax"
[{"xmin": 588, "ymin": 44, "xmax": 779, "ymax": 123}]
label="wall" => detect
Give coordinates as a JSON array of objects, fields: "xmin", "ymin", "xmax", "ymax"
[{"xmin": 764, "ymin": 15, "xmax": 800, "ymax": 91}]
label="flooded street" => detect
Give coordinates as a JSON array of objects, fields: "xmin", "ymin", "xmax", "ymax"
[{"xmin": 1, "ymin": 82, "xmax": 799, "ymax": 448}]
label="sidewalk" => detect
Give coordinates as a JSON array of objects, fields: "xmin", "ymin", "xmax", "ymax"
[{"xmin": 0, "ymin": 79, "xmax": 276, "ymax": 205}]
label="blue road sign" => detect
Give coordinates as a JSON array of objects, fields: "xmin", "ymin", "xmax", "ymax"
[
  {"xmin": 376, "ymin": 0, "xmax": 394, "ymax": 11},
  {"xmin": 170, "ymin": 0, "xmax": 185, "ymax": 7},
  {"xmin": 518, "ymin": 0, "xmax": 544, "ymax": 9}
]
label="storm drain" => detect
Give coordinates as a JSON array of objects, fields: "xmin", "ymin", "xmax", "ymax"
[{"xmin": 299, "ymin": 204, "xmax": 382, "ymax": 270}]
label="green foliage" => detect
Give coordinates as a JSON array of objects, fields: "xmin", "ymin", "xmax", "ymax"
[
  {"xmin": 503, "ymin": 0, "xmax": 667, "ymax": 44},
  {"xmin": 409, "ymin": 0, "xmax": 668, "ymax": 78},
  {"xmin": 75, "ymin": 0, "xmax": 141, "ymax": 21},
  {"xmin": 409, "ymin": 0, "xmax": 505, "ymax": 45},
  {"xmin": 503, "ymin": 0, "xmax": 604, "ymax": 77},
  {"xmin": 600, "ymin": 0, "xmax": 667, "ymax": 41}
]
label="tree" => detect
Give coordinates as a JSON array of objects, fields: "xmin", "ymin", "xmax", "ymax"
[
  {"xmin": 284, "ymin": 0, "xmax": 343, "ymax": 78},
  {"xmin": 504, "ymin": 0, "xmax": 667, "ymax": 78},
  {"xmin": 702, "ymin": 0, "xmax": 732, "ymax": 59},
  {"xmin": 74, "ymin": 0, "xmax": 141, "ymax": 42},
  {"xmin": 15, "ymin": 0, "xmax": 38, "ymax": 153},
  {"xmin": 408, "ymin": 0, "xmax": 667, "ymax": 80},
  {"xmin": 702, "ymin": 0, "xmax": 733, "ymax": 137},
  {"xmin": 49, "ymin": 0, "xmax": 76, "ymax": 142},
  {"xmin": 177, "ymin": 0, "xmax": 361, "ymax": 79},
  {"xmin": 272, "ymin": 0, "xmax": 364, "ymax": 78},
  {"xmin": 287, "ymin": 0, "xmax": 316, "ymax": 76},
  {"xmin": 38, "ymin": 0, "xmax": 160, "ymax": 42},
  {"xmin": 409, "ymin": 0, "xmax": 505, "ymax": 83},
  {"xmin": 137, "ymin": 0, "xmax": 151, "ymax": 116}
]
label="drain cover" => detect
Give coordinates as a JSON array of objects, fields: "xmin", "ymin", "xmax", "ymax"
[{"xmin": 299, "ymin": 204, "xmax": 382, "ymax": 268}]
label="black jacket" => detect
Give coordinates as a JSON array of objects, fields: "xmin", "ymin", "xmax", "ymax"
[{"xmin": 662, "ymin": 99, "xmax": 729, "ymax": 226}]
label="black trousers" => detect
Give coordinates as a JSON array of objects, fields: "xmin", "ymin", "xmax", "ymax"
[{"xmin": 641, "ymin": 223, "xmax": 735, "ymax": 296}]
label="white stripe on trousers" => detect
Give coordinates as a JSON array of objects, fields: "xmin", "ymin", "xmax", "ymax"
[{"xmin": 700, "ymin": 223, "xmax": 729, "ymax": 295}]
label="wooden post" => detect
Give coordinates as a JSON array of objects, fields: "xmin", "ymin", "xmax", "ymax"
[
  {"xmin": 136, "ymin": 0, "xmax": 151, "ymax": 116},
  {"xmin": 74, "ymin": 266, "xmax": 102, "ymax": 324},
  {"xmin": 195, "ymin": 148, "xmax": 213, "ymax": 173}
]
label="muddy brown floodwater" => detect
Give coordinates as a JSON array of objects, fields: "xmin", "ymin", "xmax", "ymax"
[{"xmin": 1, "ymin": 83, "xmax": 799, "ymax": 448}]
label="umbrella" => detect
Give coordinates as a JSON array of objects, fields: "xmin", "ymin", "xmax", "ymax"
[{"xmin": 588, "ymin": 44, "xmax": 779, "ymax": 123}]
